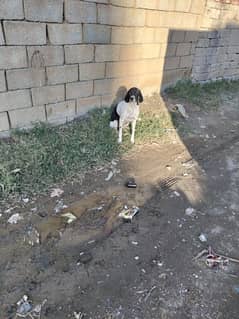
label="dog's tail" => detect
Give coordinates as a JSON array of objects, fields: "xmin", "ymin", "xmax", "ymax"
[{"xmin": 109, "ymin": 105, "xmax": 119, "ymax": 129}]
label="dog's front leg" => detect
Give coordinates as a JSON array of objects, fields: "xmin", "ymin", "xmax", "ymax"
[
  {"xmin": 118, "ymin": 118, "xmax": 123, "ymax": 143},
  {"xmin": 130, "ymin": 120, "xmax": 136, "ymax": 144}
]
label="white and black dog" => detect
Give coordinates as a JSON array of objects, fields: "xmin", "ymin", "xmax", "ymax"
[{"xmin": 110, "ymin": 87, "xmax": 144, "ymax": 144}]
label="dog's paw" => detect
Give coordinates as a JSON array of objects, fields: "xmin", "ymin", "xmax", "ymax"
[
  {"xmin": 118, "ymin": 138, "xmax": 122, "ymax": 144},
  {"xmin": 130, "ymin": 139, "xmax": 135, "ymax": 144}
]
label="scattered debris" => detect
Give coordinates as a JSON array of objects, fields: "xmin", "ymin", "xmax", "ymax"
[
  {"xmin": 144, "ymin": 286, "xmax": 157, "ymax": 302},
  {"xmin": 77, "ymin": 251, "xmax": 93, "ymax": 265},
  {"xmin": 22, "ymin": 198, "xmax": 30, "ymax": 204},
  {"xmin": 24, "ymin": 227, "xmax": 40, "ymax": 246},
  {"xmin": 50, "ymin": 188, "xmax": 64, "ymax": 198},
  {"xmin": 15, "ymin": 295, "xmax": 47, "ymax": 319},
  {"xmin": 131, "ymin": 241, "xmax": 138, "ymax": 245},
  {"xmin": 61, "ymin": 212, "xmax": 77, "ymax": 224},
  {"xmin": 126, "ymin": 178, "xmax": 137, "ymax": 188},
  {"xmin": 194, "ymin": 246, "xmax": 239, "ymax": 269},
  {"xmin": 199, "ymin": 233, "xmax": 207, "ymax": 242},
  {"xmin": 54, "ymin": 200, "xmax": 67, "ymax": 213},
  {"xmin": 173, "ymin": 191, "xmax": 180, "ymax": 197},
  {"xmin": 134, "ymin": 256, "xmax": 139, "ymax": 260},
  {"xmin": 105, "ymin": 170, "xmax": 114, "ymax": 181},
  {"xmin": 74, "ymin": 312, "xmax": 84, "ymax": 319},
  {"xmin": 185, "ymin": 207, "xmax": 195, "ymax": 216},
  {"xmin": 118, "ymin": 207, "xmax": 139, "ymax": 222},
  {"xmin": 175, "ymin": 104, "xmax": 189, "ymax": 119},
  {"xmin": 8, "ymin": 213, "xmax": 23, "ymax": 224}
]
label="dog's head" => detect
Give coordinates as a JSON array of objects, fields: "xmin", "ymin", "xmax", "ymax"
[{"xmin": 124, "ymin": 87, "xmax": 144, "ymax": 105}]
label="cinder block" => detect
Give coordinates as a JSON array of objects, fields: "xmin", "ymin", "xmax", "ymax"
[
  {"xmin": 142, "ymin": 44, "xmax": 161, "ymax": 59},
  {"xmin": 0, "ymin": 0, "xmax": 24, "ymax": 19},
  {"xmin": 65, "ymin": 45, "xmax": 94, "ymax": 63},
  {"xmin": 0, "ymin": 90, "xmax": 32, "ymax": 112},
  {"xmin": 160, "ymin": 11, "xmax": 184, "ymax": 28},
  {"xmin": 0, "ymin": 112, "xmax": 10, "ymax": 131},
  {"xmin": 134, "ymin": 27, "xmax": 155, "ymax": 43},
  {"xmin": 27, "ymin": 46, "xmax": 64, "ymax": 67},
  {"xmin": 111, "ymin": 27, "xmax": 134, "ymax": 44},
  {"xmin": 4, "ymin": 21, "xmax": 46, "ymax": 45},
  {"xmin": 164, "ymin": 43, "xmax": 177, "ymax": 57},
  {"xmin": 158, "ymin": 0, "xmax": 175, "ymax": 10},
  {"xmin": 146, "ymin": 11, "xmax": 161, "ymax": 27},
  {"xmin": 180, "ymin": 55, "xmax": 193, "ymax": 68},
  {"xmin": 0, "ymin": 24, "xmax": 4, "ymax": 45},
  {"xmin": 77, "ymin": 96, "xmax": 101, "ymax": 115},
  {"xmin": 0, "ymin": 47, "xmax": 27, "ymax": 69},
  {"xmin": 154, "ymin": 28, "xmax": 169, "ymax": 43},
  {"xmin": 101, "ymin": 94, "xmax": 114, "ymax": 107},
  {"xmin": 66, "ymin": 81, "xmax": 93, "ymax": 99},
  {"xmin": 24, "ymin": 0, "xmax": 63, "ymax": 22},
  {"xmin": 110, "ymin": 0, "xmax": 135, "ymax": 7},
  {"xmin": 9, "ymin": 106, "xmax": 46, "ymax": 128},
  {"xmin": 31, "ymin": 85, "xmax": 65, "ymax": 106},
  {"xmin": 80, "ymin": 63, "xmax": 105, "ymax": 80},
  {"xmin": 164, "ymin": 57, "xmax": 180, "ymax": 70},
  {"xmin": 46, "ymin": 100, "xmax": 76, "ymax": 123},
  {"xmin": 170, "ymin": 30, "xmax": 185, "ymax": 43},
  {"xmin": 98, "ymin": 4, "xmax": 145, "ymax": 27},
  {"xmin": 135, "ymin": 0, "xmax": 158, "ymax": 9},
  {"xmin": 185, "ymin": 31, "xmax": 199, "ymax": 42},
  {"xmin": 7, "ymin": 68, "xmax": 46, "ymax": 90},
  {"xmin": 0, "ymin": 72, "xmax": 6, "ymax": 92},
  {"xmin": 65, "ymin": 0, "xmax": 96, "ymax": 23},
  {"xmin": 176, "ymin": 43, "xmax": 192, "ymax": 56},
  {"xmin": 175, "ymin": 0, "xmax": 191, "ymax": 12},
  {"xmin": 229, "ymin": 29, "xmax": 239, "ymax": 45},
  {"xmin": 180, "ymin": 13, "xmax": 199, "ymax": 29},
  {"xmin": 94, "ymin": 78, "xmax": 122, "ymax": 95},
  {"xmin": 95, "ymin": 45, "xmax": 120, "ymax": 62},
  {"xmin": 120, "ymin": 45, "xmax": 142, "ymax": 60},
  {"xmin": 48, "ymin": 23, "xmax": 82, "ymax": 45},
  {"xmin": 47, "ymin": 65, "xmax": 78, "ymax": 85},
  {"xmin": 190, "ymin": 0, "xmax": 205, "ymax": 14},
  {"xmin": 85, "ymin": 0, "xmax": 108, "ymax": 2},
  {"xmin": 83, "ymin": 24, "xmax": 111, "ymax": 44}
]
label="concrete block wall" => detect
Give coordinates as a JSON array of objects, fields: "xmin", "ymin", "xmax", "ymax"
[{"xmin": 0, "ymin": 0, "xmax": 239, "ymax": 134}]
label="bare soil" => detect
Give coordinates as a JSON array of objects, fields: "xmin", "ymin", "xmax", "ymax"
[{"xmin": 2, "ymin": 93, "xmax": 239, "ymax": 319}]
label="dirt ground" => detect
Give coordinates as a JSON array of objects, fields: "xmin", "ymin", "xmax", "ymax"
[{"xmin": 1, "ymin": 92, "xmax": 239, "ymax": 319}]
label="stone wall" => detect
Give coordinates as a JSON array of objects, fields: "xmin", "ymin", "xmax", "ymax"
[{"xmin": 0, "ymin": 0, "xmax": 239, "ymax": 134}]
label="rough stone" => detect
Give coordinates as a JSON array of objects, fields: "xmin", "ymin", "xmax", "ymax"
[
  {"xmin": 83, "ymin": 24, "xmax": 111, "ymax": 44},
  {"xmin": 9, "ymin": 106, "xmax": 46, "ymax": 128},
  {"xmin": 4, "ymin": 21, "xmax": 46, "ymax": 45},
  {"xmin": 77, "ymin": 96, "xmax": 101, "ymax": 115},
  {"xmin": 0, "ymin": 112, "xmax": 10, "ymax": 131},
  {"xmin": 65, "ymin": 0, "xmax": 96, "ymax": 23},
  {"xmin": 0, "ymin": 47, "xmax": 27, "ymax": 69},
  {"xmin": 66, "ymin": 81, "xmax": 93, "ymax": 99},
  {"xmin": 80, "ymin": 63, "xmax": 105, "ymax": 80},
  {"xmin": 7, "ymin": 68, "xmax": 46, "ymax": 90},
  {"xmin": 0, "ymin": 90, "xmax": 32, "ymax": 112},
  {"xmin": 27, "ymin": 46, "xmax": 64, "ymax": 66},
  {"xmin": 48, "ymin": 23, "xmax": 82, "ymax": 45},
  {"xmin": 24, "ymin": 0, "xmax": 64, "ymax": 22},
  {"xmin": 31, "ymin": 85, "xmax": 65, "ymax": 106},
  {"xmin": 47, "ymin": 65, "xmax": 78, "ymax": 85},
  {"xmin": 0, "ymin": 0, "xmax": 24, "ymax": 19},
  {"xmin": 0, "ymin": 72, "xmax": 6, "ymax": 92},
  {"xmin": 46, "ymin": 100, "xmax": 76, "ymax": 123},
  {"xmin": 65, "ymin": 45, "xmax": 94, "ymax": 64}
]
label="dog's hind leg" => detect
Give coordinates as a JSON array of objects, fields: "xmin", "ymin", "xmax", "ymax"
[
  {"xmin": 130, "ymin": 120, "xmax": 136, "ymax": 144},
  {"xmin": 118, "ymin": 118, "xmax": 123, "ymax": 143}
]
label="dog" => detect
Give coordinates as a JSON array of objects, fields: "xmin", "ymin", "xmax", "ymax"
[{"xmin": 110, "ymin": 87, "xmax": 144, "ymax": 144}]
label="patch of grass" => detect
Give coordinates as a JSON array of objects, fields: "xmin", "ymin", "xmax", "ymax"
[
  {"xmin": 165, "ymin": 79, "xmax": 239, "ymax": 109},
  {"xmin": 0, "ymin": 106, "xmax": 169, "ymax": 199}
]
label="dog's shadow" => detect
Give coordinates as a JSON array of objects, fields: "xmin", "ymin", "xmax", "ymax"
[{"xmin": 110, "ymin": 86, "xmax": 127, "ymax": 108}]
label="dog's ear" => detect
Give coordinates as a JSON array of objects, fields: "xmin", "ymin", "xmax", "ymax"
[
  {"xmin": 124, "ymin": 90, "xmax": 130, "ymax": 103},
  {"xmin": 137, "ymin": 90, "xmax": 144, "ymax": 104}
]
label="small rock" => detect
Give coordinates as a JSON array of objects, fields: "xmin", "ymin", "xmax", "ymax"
[
  {"xmin": 199, "ymin": 233, "xmax": 207, "ymax": 242},
  {"xmin": 185, "ymin": 207, "xmax": 195, "ymax": 216},
  {"xmin": 8, "ymin": 213, "xmax": 23, "ymax": 224},
  {"xmin": 105, "ymin": 171, "xmax": 114, "ymax": 181},
  {"xmin": 50, "ymin": 188, "xmax": 64, "ymax": 198}
]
